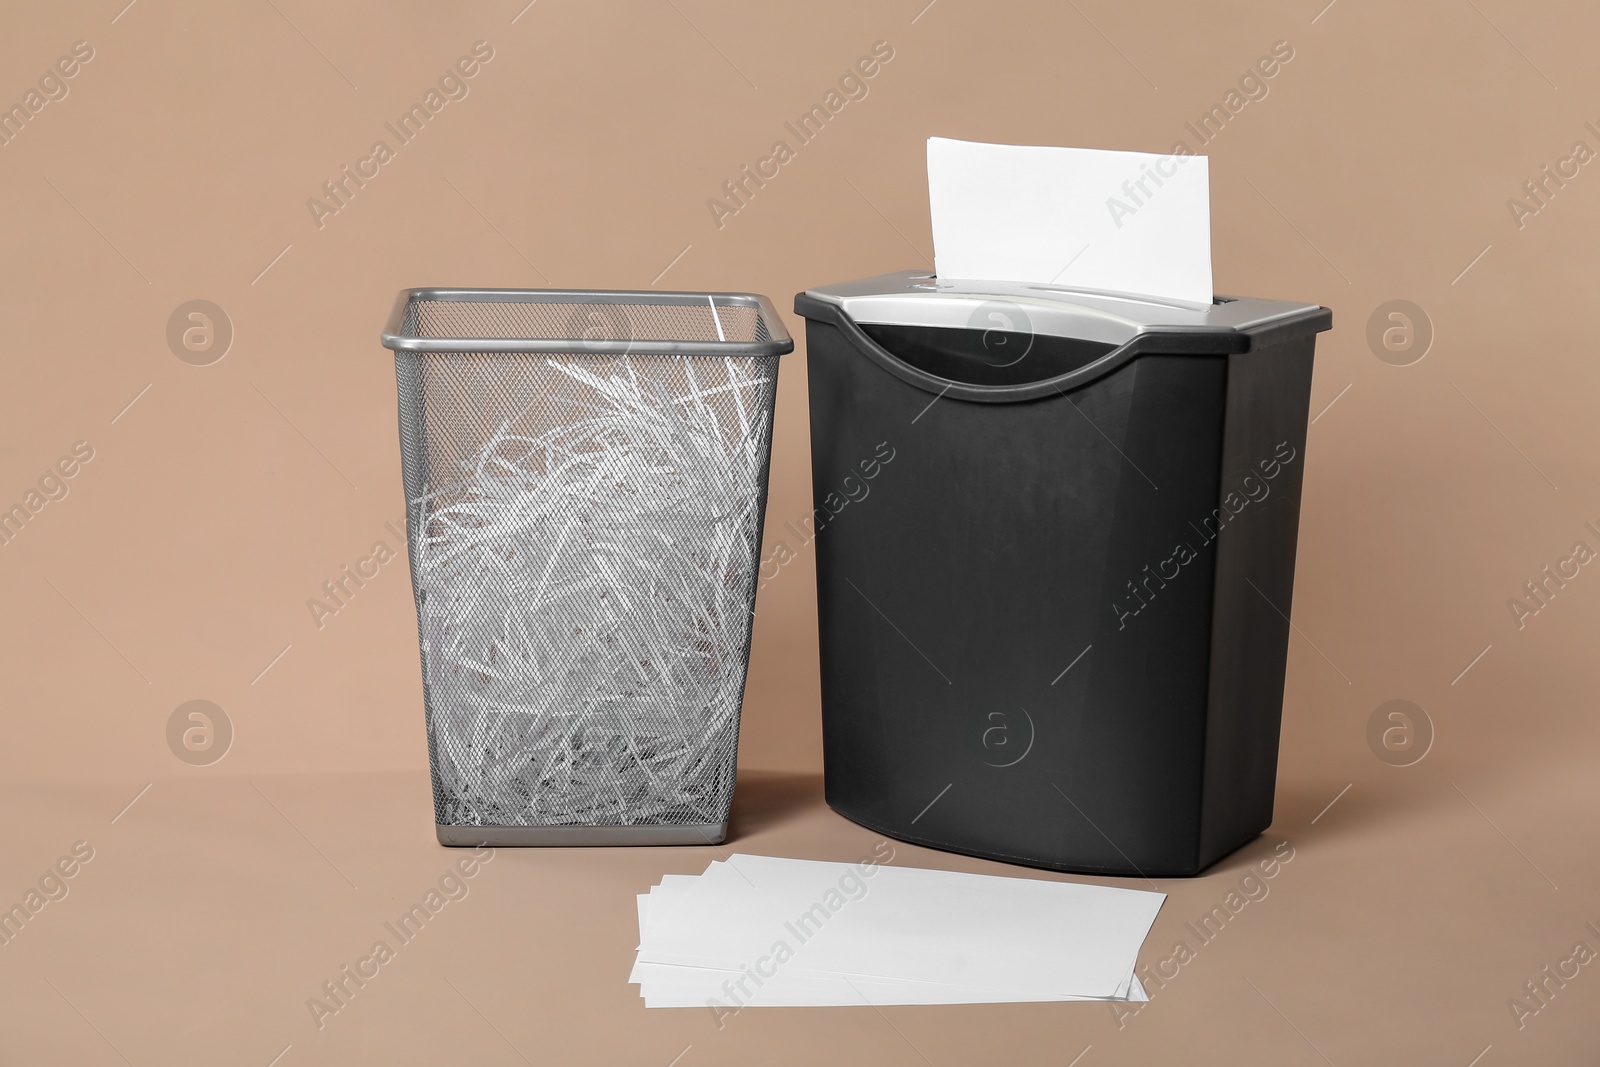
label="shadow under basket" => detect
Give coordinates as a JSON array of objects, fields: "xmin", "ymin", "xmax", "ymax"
[{"xmin": 380, "ymin": 287, "xmax": 793, "ymax": 846}]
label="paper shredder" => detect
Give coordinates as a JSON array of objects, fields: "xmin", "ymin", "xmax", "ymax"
[{"xmin": 796, "ymin": 271, "xmax": 1332, "ymax": 876}]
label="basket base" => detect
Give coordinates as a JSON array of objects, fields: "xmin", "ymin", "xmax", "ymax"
[{"xmin": 436, "ymin": 822, "xmax": 727, "ymax": 847}]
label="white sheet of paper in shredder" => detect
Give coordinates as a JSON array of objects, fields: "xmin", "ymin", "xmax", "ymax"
[{"xmin": 927, "ymin": 136, "xmax": 1213, "ymax": 307}]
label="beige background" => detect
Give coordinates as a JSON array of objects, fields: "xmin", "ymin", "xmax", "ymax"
[{"xmin": 2, "ymin": 0, "xmax": 1599, "ymax": 1063}]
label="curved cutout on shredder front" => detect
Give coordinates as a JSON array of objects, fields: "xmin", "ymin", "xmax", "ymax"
[{"xmin": 858, "ymin": 323, "xmax": 1119, "ymax": 388}]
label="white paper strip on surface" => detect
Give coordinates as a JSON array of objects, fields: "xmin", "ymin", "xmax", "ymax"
[
  {"xmin": 635, "ymin": 962, "xmax": 1150, "ymax": 1008},
  {"xmin": 632, "ymin": 854, "xmax": 1163, "ymax": 1003},
  {"xmin": 634, "ymin": 886, "xmax": 1150, "ymax": 1007}
]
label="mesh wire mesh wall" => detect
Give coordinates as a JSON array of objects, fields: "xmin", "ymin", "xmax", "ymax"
[
  {"xmin": 408, "ymin": 298, "xmax": 770, "ymax": 346},
  {"xmin": 394, "ymin": 335, "xmax": 779, "ymax": 830}
]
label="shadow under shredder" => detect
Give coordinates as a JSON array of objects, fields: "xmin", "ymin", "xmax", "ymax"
[
  {"xmin": 380, "ymin": 288, "xmax": 791, "ymax": 846},
  {"xmin": 796, "ymin": 271, "xmax": 1333, "ymax": 877}
]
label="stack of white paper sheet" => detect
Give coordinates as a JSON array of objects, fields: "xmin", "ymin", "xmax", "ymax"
[{"xmin": 630, "ymin": 854, "xmax": 1163, "ymax": 1009}]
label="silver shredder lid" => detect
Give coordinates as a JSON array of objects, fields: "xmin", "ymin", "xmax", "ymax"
[{"xmin": 801, "ymin": 270, "xmax": 1328, "ymax": 348}]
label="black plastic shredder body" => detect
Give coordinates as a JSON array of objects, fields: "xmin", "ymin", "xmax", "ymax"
[{"xmin": 795, "ymin": 271, "xmax": 1333, "ymax": 877}]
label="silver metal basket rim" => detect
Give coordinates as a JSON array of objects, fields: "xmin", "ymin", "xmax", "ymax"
[{"xmin": 380, "ymin": 286, "xmax": 794, "ymax": 357}]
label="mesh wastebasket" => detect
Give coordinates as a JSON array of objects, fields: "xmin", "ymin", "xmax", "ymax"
[{"xmin": 380, "ymin": 288, "xmax": 791, "ymax": 846}]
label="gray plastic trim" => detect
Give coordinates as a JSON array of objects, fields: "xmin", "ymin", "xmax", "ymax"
[
  {"xmin": 803, "ymin": 270, "xmax": 1325, "ymax": 346},
  {"xmin": 436, "ymin": 822, "xmax": 727, "ymax": 847},
  {"xmin": 381, "ymin": 287, "xmax": 793, "ymax": 357}
]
